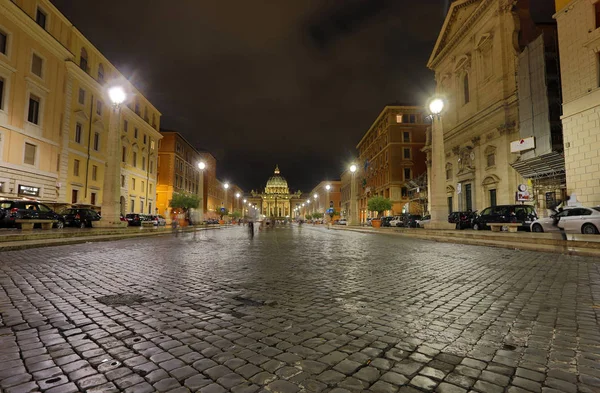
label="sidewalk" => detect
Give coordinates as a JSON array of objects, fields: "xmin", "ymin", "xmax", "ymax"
[
  {"xmin": 331, "ymin": 225, "xmax": 600, "ymax": 257},
  {"xmin": 0, "ymin": 225, "xmax": 224, "ymax": 251}
]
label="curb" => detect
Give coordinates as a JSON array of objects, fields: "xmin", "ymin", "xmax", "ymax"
[
  {"xmin": 330, "ymin": 226, "xmax": 600, "ymax": 258},
  {"xmin": 0, "ymin": 226, "xmax": 223, "ymax": 251}
]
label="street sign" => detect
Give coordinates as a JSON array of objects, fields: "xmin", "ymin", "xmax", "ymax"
[
  {"xmin": 326, "ymin": 208, "xmax": 334, "ymax": 214},
  {"xmin": 510, "ymin": 136, "xmax": 535, "ymax": 153}
]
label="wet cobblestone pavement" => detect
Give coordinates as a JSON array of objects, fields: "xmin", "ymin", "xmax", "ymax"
[{"xmin": 1, "ymin": 225, "xmax": 599, "ymax": 393}]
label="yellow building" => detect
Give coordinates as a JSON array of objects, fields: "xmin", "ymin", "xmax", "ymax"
[
  {"xmin": 0, "ymin": 0, "xmax": 161, "ymax": 214},
  {"xmin": 0, "ymin": 0, "xmax": 70, "ymax": 201},
  {"xmin": 249, "ymin": 166, "xmax": 304, "ymax": 219}
]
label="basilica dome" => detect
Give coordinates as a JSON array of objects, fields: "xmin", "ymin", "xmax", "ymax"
[{"xmin": 265, "ymin": 165, "xmax": 289, "ymax": 194}]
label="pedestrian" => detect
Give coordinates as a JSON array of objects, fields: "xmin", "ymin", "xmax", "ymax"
[{"xmin": 248, "ymin": 221, "xmax": 254, "ymax": 237}]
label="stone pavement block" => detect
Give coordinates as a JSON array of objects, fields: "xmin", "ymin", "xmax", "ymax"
[
  {"xmin": 153, "ymin": 377, "xmax": 181, "ymax": 392},
  {"xmin": 0, "ymin": 373, "xmax": 32, "ymax": 389},
  {"xmin": 123, "ymin": 382, "xmax": 155, "ymax": 393},
  {"xmin": 199, "ymin": 383, "xmax": 227, "ymax": 393},
  {"xmin": 473, "ymin": 380, "xmax": 504, "ymax": 393},
  {"xmin": 436, "ymin": 382, "xmax": 467, "ymax": 393},
  {"xmin": 410, "ymin": 375, "xmax": 437, "ymax": 391},
  {"xmin": 5, "ymin": 381, "xmax": 39, "ymax": 393},
  {"xmin": 87, "ymin": 382, "xmax": 120, "ymax": 392},
  {"xmin": 370, "ymin": 380, "xmax": 399, "ymax": 393},
  {"xmin": 45, "ymin": 382, "xmax": 79, "ymax": 393},
  {"xmin": 76, "ymin": 374, "xmax": 108, "ymax": 390}
]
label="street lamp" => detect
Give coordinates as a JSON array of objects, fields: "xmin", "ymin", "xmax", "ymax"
[
  {"xmin": 425, "ymin": 97, "xmax": 453, "ymax": 229},
  {"xmin": 349, "ymin": 163, "xmax": 358, "ymax": 226},
  {"xmin": 197, "ymin": 161, "xmax": 206, "ymax": 220},
  {"xmin": 223, "ymin": 182, "xmax": 229, "ymax": 211},
  {"xmin": 236, "ymin": 192, "xmax": 240, "ymax": 215},
  {"xmin": 97, "ymin": 86, "xmax": 127, "ymax": 228}
]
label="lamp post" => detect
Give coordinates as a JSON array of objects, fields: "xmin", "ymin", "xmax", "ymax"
[
  {"xmin": 349, "ymin": 164, "xmax": 358, "ymax": 226},
  {"xmin": 97, "ymin": 86, "xmax": 127, "ymax": 228},
  {"xmin": 313, "ymin": 193, "xmax": 318, "ymax": 214},
  {"xmin": 236, "ymin": 192, "xmax": 240, "ymax": 216},
  {"xmin": 198, "ymin": 161, "xmax": 206, "ymax": 221},
  {"xmin": 223, "ymin": 183, "xmax": 229, "ymax": 212},
  {"xmin": 425, "ymin": 97, "xmax": 454, "ymax": 229}
]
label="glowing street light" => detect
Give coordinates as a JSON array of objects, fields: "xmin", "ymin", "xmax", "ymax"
[
  {"xmin": 198, "ymin": 161, "xmax": 206, "ymax": 170},
  {"xmin": 429, "ymin": 98, "xmax": 445, "ymax": 116},
  {"xmin": 108, "ymin": 86, "xmax": 126, "ymax": 106},
  {"xmin": 350, "ymin": 164, "xmax": 357, "ymax": 173}
]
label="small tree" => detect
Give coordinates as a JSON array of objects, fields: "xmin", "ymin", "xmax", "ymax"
[
  {"xmin": 231, "ymin": 211, "xmax": 242, "ymax": 220},
  {"xmin": 219, "ymin": 208, "xmax": 229, "ymax": 220},
  {"xmin": 312, "ymin": 212, "xmax": 324, "ymax": 220},
  {"xmin": 367, "ymin": 196, "xmax": 392, "ymax": 219},
  {"xmin": 305, "ymin": 213, "xmax": 312, "ymax": 221},
  {"xmin": 169, "ymin": 192, "xmax": 200, "ymax": 212}
]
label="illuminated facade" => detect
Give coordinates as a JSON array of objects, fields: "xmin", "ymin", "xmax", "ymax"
[
  {"xmin": 249, "ymin": 166, "xmax": 304, "ymax": 218},
  {"xmin": 0, "ymin": 0, "xmax": 161, "ymax": 214}
]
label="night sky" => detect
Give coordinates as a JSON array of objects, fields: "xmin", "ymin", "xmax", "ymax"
[{"xmin": 52, "ymin": 0, "xmax": 453, "ymax": 192}]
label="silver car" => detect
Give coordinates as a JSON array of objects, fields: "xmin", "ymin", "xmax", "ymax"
[{"xmin": 530, "ymin": 207, "xmax": 600, "ymax": 234}]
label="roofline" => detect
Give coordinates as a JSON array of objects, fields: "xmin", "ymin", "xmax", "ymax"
[{"xmin": 356, "ymin": 105, "xmax": 424, "ymax": 149}]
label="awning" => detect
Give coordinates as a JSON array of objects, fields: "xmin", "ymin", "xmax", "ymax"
[{"xmin": 510, "ymin": 151, "xmax": 565, "ymax": 180}]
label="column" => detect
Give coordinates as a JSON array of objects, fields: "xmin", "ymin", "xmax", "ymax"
[{"xmin": 425, "ymin": 117, "xmax": 454, "ymax": 229}]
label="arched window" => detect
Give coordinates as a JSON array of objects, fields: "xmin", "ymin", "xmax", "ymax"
[
  {"xmin": 445, "ymin": 163, "xmax": 453, "ymax": 180},
  {"xmin": 463, "ymin": 73, "xmax": 470, "ymax": 104},
  {"xmin": 80, "ymin": 48, "xmax": 88, "ymax": 72},
  {"xmin": 97, "ymin": 64, "xmax": 105, "ymax": 84}
]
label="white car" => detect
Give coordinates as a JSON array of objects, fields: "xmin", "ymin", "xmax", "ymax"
[
  {"xmin": 389, "ymin": 216, "xmax": 405, "ymax": 227},
  {"xmin": 530, "ymin": 207, "xmax": 600, "ymax": 234}
]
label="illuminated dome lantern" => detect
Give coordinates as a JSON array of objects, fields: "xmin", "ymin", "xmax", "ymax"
[{"xmin": 265, "ymin": 165, "xmax": 289, "ymax": 195}]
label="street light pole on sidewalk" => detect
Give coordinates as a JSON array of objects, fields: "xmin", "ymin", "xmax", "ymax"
[
  {"xmin": 349, "ymin": 164, "xmax": 358, "ymax": 226},
  {"xmin": 96, "ymin": 86, "xmax": 127, "ymax": 228}
]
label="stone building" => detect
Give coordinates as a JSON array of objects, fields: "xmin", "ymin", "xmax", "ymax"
[
  {"xmin": 309, "ymin": 180, "xmax": 342, "ymax": 219},
  {"xmin": 356, "ymin": 105, "xmax": 428, "ymax": 221},
  {"xmin": 248, "ymin": 166, "xmax": 304, "ymax": 219},
  {"xmin": 554, "ymin": 0, "xmax": 600, "ymax": 207},
  {"xmin": 427, "ymin": 0, "xmax": 542, "ymax": 214}
]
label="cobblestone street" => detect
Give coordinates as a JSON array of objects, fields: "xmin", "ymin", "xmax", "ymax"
[{"xmin": 1, "ymin": 225, "xmax": 599, "ymax": 393}]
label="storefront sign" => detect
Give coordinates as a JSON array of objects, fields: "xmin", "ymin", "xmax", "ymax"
[
  {"xmin": 18, "ymin": 185, "xmax": 40, "ymax": 197},
  {"xmin": 511, "ymin": 136, "xmax": 535, "ymax": 153},
  {"xmin": 516, "ymin": 191, "xmax": 531, "ymax": 202}
]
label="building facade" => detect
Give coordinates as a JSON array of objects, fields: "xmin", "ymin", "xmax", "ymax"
[
  {"xmin": 0, "ymin": 0, "xmax": 161, "ymax": 214},
  {"xmin": 427, "ymin": 0, "xmax": 526, "ymax": 215},
  {"xmin": 307, "ymin": 180, "xmax": 341, "ymax": 219},
  {"xmin": 248, "ymin": 166, "xmax": 304, "ymax": 219},
  {"xmin": 554, "ymin": 0, "xmax": 600, "ymax": 207},
  {"xmin": 157, "ymin": 131, "xmax": 203, "ymax": 218},
  {"xmin": 356, "ymin": 105, "xmax": 428, "ymax": 221}
]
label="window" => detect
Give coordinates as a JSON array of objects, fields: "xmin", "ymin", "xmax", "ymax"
[
  {"xmin": 123, "ymin": 120, "xmax": 128, "ymax": 132},
  {"xmin": 448, "ymin": 197, "xmax": 453, "ymax": 214},
  {"xmin": 96, "ymin": 100, "xmax": 103, "ymax": 115},
  {"xmin": 0, "ymin": 77, "xmax": 4, "ymax": 110},
  {"xmin": 0, "ymin": 30, "xmax": 7, "ymax": 55},
  {"xmin": 141, "ymin": 181, "xmax": 145, "ymax": 192},
  {"xmin": 71, "ymin": 189, "xmax": 78, "ymax": 204},
  {"xmin": 446, "ymin": 166, "xmax": 452, "ymax": 180},
  {"xmin": 36, "ymin": 8, "xmax": 47, "ymax": 29},
  {"xmin": 31, "ymin": 53, "xmax": 43, "ymax": 78},
  {"xmin": 148, "ymin": 203, "xmax": 152, "ymax": 215},
  {"xmin": 134, "ymin": 128, "xmax": 138, "ymax": 138},
  {"xmin": 75, "ymin": 123, "xmax": 82, "ymax": 143},
  {"xmin": 401, "ymin": 187, "xmax": 408, "ymax": 197},
  {"xmin": 132, "ymin": 178, "xmax": 136, "ymax": 190},
  {"xmin": 135, "ymin": 101, "xmax": 140, "ymax": 115},
  {"xmin": 92, "ymin": 165, "xmax": 97, "ymax": 181},
  {"xmin": 487, "ymin": 153, "xmax": 496, "ymax": 167},
  {"xmin": 142, "ymin": 157, "xmax": 146, "ymax": 171},
  {"xmin": 489, "ymin": 189, "xmax": 497, "ymax": 207},
  {"xmin": 596, "ymin": 2, "xmax": 600, "ymax": 29},
  {"xmin": 121, "ymin": 175, "xmax": 125, "ymax": 187},
  {"xmin": 403, "ymin": 132, "xmax": 410, "ymax": 143},
  {"xmin": 143, "ymin": 134, "xmax": 147, "ymax": 144},
  {"xmin": 97, "ymin": 64, "xmax": 104, "ymax": 84},
  {"xmin": 396, "ymin": 114, "xmax": 403, "ymax": 123},
  {"xmin": 403, "ymin": 148, "xmax": 411, "ymax": 159},
  {"xmin": 152, "ymin": 114, "xmax": 156, "ymax": 128},
  {"xmin": 93, "ymin": 132, "xmax": 99, "ymax": 151},
  {"xmin": 149, "ymin": 160, "xmax": 153, "ymax": 174},
  {"xmin": 463, "ymin": 74, "xmax": 470, "ymax": 104},
  {"xmin": 144, "ymin": 107, "xmax": 148, "ymax": 121},
  {"xmin": 130, "ymin": 199, "xmax": 135, "ymax": 213},
  {"xmin": 404, "ymin": 168, "xmax": 411, "ymax": 180},
  {"xmin": 78, "ymin": 88, "xmax": 85, "ymax": 105},
  {"xmin": 90, "ymin": 192, "xmax": 96, "ymax": 205},
  {"xmin": 410, "ymin": 114, "xmax": 416, "ymax": 123},
  {"xmin": 149, "ymin": 184, "xmax": 153, "ymax": 194},
  {"xmin": 73, "ymin": 159, "xmax": 80, "ymax": 176},
  {"xmin": 24, "ymin": 143, "xmax": 36, "ymax": 165},
  {"xmin": 122, "ymin": 147, "xmax": 126, "ymax": 162},
  {"xmin": 28, "ymin": 95, "xmax": 40, "ymax": 124},
  {"xmin": 56, "ymin": 154, "xmax": 60, "ymax": 172},
  {"xmin": 132, "ymin": 151, "xmax": 137, "ymax": 167},
  {"xmin": 80, "ymin": 48, "xmax": 88, "ymax": 72}
]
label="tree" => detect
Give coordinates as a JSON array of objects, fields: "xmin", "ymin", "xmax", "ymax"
[
  {"xmin": 169, "ymin": 192, "xmax": 200, "ymax": 211},
  {"xmin": 231, "ymin": 211, "xmax": 242, "ymax": 220},
  {"xmin": 218, "ymin": 208, "xmax": 229, "ymax": 220},
  {"xmin": 367, "ymin": 196, "xmax": 392, "ymax": 218},
  {"xmin": 312, "ymin": 212, "xmax": 324, "ymax": 220},
  {"xmin": 305, "ymin": 213, "xmax": 312, "ymax": 220}
]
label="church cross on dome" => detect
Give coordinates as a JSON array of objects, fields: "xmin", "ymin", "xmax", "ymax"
[{"xmin": 274, "ymin": 165, "xmax": 280, "ymax": 174}]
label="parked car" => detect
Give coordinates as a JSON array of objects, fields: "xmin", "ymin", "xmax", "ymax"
[
  {"xmin": 531, "ymin": 207, "xmax": 600, "ymax": 234},
  {"xmin": 472, "ymin": 205, "xmax": 537, "ymax": 231},
  {"xmin": 61, "ymin": 208, "xmax": 101, "ymax": 228},
  {"xmin": 0, "ymin": 200, "xmax": 65, "ymax": 229},
  {"xmin": 150, "ymin": 215, "xmax": 167, "ymax": 226},
  {"xmin": 336, "ymin": 219, "xmax": 347, "ymax": 225},
  {"xmin": 381, "ymin": 216, "xmax": 395, "ymax": 227},
  {"xmin": 389, "ymin": 215, "xmax": 406, "ymax": 227},
  {"xmin": 125, "ymin": 213, "xmax": 143, "ymax": 226},
  {"xmin": 448, "ymin": 211, "xmax": 477, "ymax": 229},
  {"xmin": 404, "ymin": 214, "xmax": 423, "ymax": 228},
  {"xmin": 418, "ymin": 215, "xmax": 431, "ymax": 228}
]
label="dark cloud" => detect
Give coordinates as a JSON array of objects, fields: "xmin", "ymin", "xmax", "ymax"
[{"xmin": 52, "ymin": 0, "xmax": 447, "ymax": 192}]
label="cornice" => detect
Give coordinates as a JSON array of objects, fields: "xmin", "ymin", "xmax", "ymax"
[
  {"xmin": 1, "ymin": 1, "xmax": 72, "ymax": 60},
  {"xmin": 428, "ymin": 0, "xmax": 495, "ymax": 70}
]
